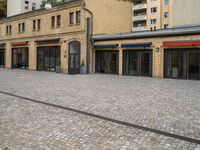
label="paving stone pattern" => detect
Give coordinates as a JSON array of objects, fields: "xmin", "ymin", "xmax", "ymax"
[{"xmin": 0, "ymin": 69, "xmax": 200, "ymax": 149}]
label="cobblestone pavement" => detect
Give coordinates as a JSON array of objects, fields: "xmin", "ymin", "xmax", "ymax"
[
  {"xmin": 0, "ymin": 94, "xmax": 199, "ymax": 150},
  {"xmin": 0, "ymin": 68, "xmax": 200, "ymax": 149}
]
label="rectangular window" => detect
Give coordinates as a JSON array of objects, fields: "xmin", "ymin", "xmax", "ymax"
[
  {"xmin": 51, "ymin": 16, "xmax": 55, "ymax": 28},
  {"xmin": 57, "ymin": 15, "xmax": 61, "ymax": 27},
  {"xmin": 37, "ymin": 19, "xmax": 41, "ymax": 30},
  {"xmin": 6, "ymin": 26, "xmax": 9, "ymax": 34},
  {"xmin": 33, "ymin": 20, "xmax": 36, "ymax": 30},
  {"xmin": 76, "ymin": 11, "xmax": 81, "ymax": 24},
  {"xmin": 69, "ymin": 12, "xmax": 74, "ymax": 25},
  {"xmin": 164, "ymin": 24, "xmax": 168, "ymax": 29},
  {"xmin": 164, "ymin": 0, "xmax": 169, "ymax": 5},
  {"xmin": 18, "ymin": 23, "xmax": 21, "ymax": 33},
  {"xmin": 9, "ymin": 25, "xmax": 12, "ymax": 34},
  {"xmin": 151, "ymin": 7, "xmax": 157, "ymax": 13},
  {"xmin": 150, "ymin": 19, "xmax": 157, "ymax": 24},
  {"xmin": 32, "ymin": 2, "xmax": 36, "ymax": 10},
  {"xmin": 164, "ymin": 12, "xmax": 169, "ymax": 18},
  {"xmin": 22, "ymin": 22, "xmax": 25, "ymax": 32}
]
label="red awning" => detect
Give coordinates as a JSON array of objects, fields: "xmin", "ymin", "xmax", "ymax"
[
  {"xmin": 163, "ymin": 40, "xmax": 200, "ymax": 47},
  {"xmin": 11, "ymin": 41, "xmax": 29, "ymax": 46}
]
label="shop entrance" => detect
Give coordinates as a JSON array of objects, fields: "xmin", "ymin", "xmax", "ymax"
[
  {"xmin": 188, "ymin": 52, "xmax": 200, "ymax": 80},
  {"xmin": 95, "ymin": 51, "xmax": 119, "ymax": 74},
  {"xmin": 12, "ymin": 48, "xmax": 29, "ymax": 69},
  {"xmin": 0, "ymin": 49, "xmax": 5, "ymax": 67},
  {"xmin": 123, "ymin": 50, "xmax": 152, "ymax": 77},
  {"xmin": 37, "ymin": 46, "xmax": 60, "ymax": 72},
  {"xmin": 68, "ymin": 41, "xmax": 81, "ymax": 74},
  {"xmin": 164, "ymin": 49, "xmax": 200, "ymax": 80}
]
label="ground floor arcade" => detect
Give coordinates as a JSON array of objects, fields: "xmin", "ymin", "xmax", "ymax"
[
  {"xmin": 1, "ymin": 32, "xmax": 200, "ymax": 80},
  {"xmin": 93, "ymin": 34, "xmax": 200, "ymax": 80}
]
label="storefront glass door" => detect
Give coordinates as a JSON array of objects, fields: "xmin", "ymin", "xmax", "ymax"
[
  {"xmin": 188, "ymin": 52, "xmax": 200, "ymax": 80},
  {"xmin": 123, "ymin": 50, "xmax": 152, "ymax": 77},
  {"xmin": 68, "ymin": 41, "xmax": 81, "ymax": 74},
  {"xmin": 164, "ymin": 49, "xmax": 200, "ymax": 80},
  {"xmin": 95, "ymin": 51, "xmax": 118, "ymax": 74},
  {"xmin": 37, "ymin": 46, "xmax": 60, "ymax": 72},
  {"xmin": 0, "ymin": 49, "xmax": 5, "ymax": 67},
  {"xmin": 12, "ymin": 48, "xmax": 29, "ymax": 69}
]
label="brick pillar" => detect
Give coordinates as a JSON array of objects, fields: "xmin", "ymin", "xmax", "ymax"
[
  {"xmin": 29, "ymin": 41, "xmax": 37, "ymax": 70},
  {"xmin": 118, "ymin": 48, "xmax": 123, "ymax": 75},
  {"xmin": 5, "ymin": 43, "xmax": 11, "ymax": 68},
  {"xmin": 152, "ymin": 44, "xmax": 164, "ymax": 78},
  {"xmin": 61, "ymin": 42, "xmax": 68, "ymax": 73}
]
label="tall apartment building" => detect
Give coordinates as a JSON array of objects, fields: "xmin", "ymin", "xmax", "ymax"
[
  {"xmin": 7, "ymin": 0, "xmax": 42, "ymax": 17},
  {"xmin": 132, "ymin": 0, "xmax": 168, "ymax": 32},
  {"xmin": 132, "ymin": 0, "xmax": 200, "ymax": 32}
]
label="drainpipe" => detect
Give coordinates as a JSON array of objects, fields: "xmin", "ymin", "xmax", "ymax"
[{"xmin": 82, "ymin": 3, "xmax": 93, "ymax": 74}]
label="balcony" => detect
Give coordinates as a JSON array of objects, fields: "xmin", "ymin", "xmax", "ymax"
[
  {"xmin": 133, "ymin": 15, "xmax": 147, "ymax": 22},
  {"xmin": 133, "ymin": 4, "xmax": 147, "ymax": 11},
  {"xmin": 132, "ymin": 26, "xmax": 147, "ymax": 32}
]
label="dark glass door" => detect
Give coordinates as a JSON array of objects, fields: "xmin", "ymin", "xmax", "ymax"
[
  {"xmin": 0, "ymin": 49, "xmax": 5, "ymax": 67},
  {"xmin": 123, "ymin": 50, "xmax": 152, "ymax": 77},
  {"xmin": 12, "ymin": 48, "xmax": 29, "ymax": 69},
  {"xmin": 188, "ymin": 52, "xmax": 200, "ymax": 80},
  {"xmin": 164, "ymin": 50, "xmax": 184, "ymax": 79},
  {"xmin": 68, "ymin": 41, "xmax": 81, "ymax": 74},
  {"xmin": 95, "ymin": 51, "xmax": 118, "ymax": 74},
  {"xmin": 37, "ymin": 46, "xmax": 60, "ymax": 72},
  {"xmin": 141, "ymin": 52, "xmax": 152, "ymax": 76}
]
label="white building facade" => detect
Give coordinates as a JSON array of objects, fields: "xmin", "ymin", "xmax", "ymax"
[{"xmin": 7, "ymin": 0, "xmax": 42, "ymax": 17}]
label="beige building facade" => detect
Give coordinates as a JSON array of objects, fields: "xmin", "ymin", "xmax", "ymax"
[
  {"xmin": 0, "ymin": 0, "xmax": 132, "ymax": 74},
  {"xmin": 93, "ymin": 26, "xmax": 200, "ymax": 80},
  {"xmin": 132, "ymin": 0, "xmax": 200, "ymax": 32}
]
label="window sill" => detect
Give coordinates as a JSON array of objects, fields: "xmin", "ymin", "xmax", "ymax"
[{"xmin": 75, "ymin": 23, "xmax": 80, "ymax": 25}]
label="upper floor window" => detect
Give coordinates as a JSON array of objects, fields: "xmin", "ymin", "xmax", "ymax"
[
  {"xmin": 6, "ymin": 25, "xmax": 12, "ymax": 35},
  {"xmin": 69, "ymin": 12, "xmax": 74, "ymax": 25},
  {"xmin": 18, "ymin": 22, "xmax": 25, "ymax": 33},
  {"xmin": 150, "ymin": 19, "xmax": 157, "ymax": 25},
  {"xmin": 18, "ymin": 23, "xmax": 21, "ymax": 33},
  {"xmin": 57, "ymin": 15, "xmax": 61, "ymax": 27},
  {"xmin": 33, "ymin": 20, "xmax": 36, "ymax": 30},
  {"xmin": 51, "ymin": 16, "xmax": 55, "ymax": 28},
  {"xmin": 151, "ymin": 7, "xmax": 157, "ymax": 13},
  {"xmin": 164, "ymin": 0, "xmax": 169, "ymax": 6},
  {"xmin": 33, "ymin": 19, "xmax": 41, "ymax": 31},
  {"xmin": 164, "ymin": 24, "xmax": 168, "ymax": 29},
  {"xmin": 76, "ymin": 11, "xmax": 81, "ymax": 24},
  {"xmin": 22, "ymin": 23, "xmax": 25, "ymax": 32},
  {"xmin": 37, "ymin": 19, "xmax": 41, "ymax": 30},
  {"xmin": 32, "ymin": 2, "xmax": 36, "ymax": 10},
  {"xmin": 164, "ymin": 12, "xmax": 169, "ymax": 18},
  {"xmin": 25, "ymin": 0, "xmax": 29, "ymax": 10}
]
